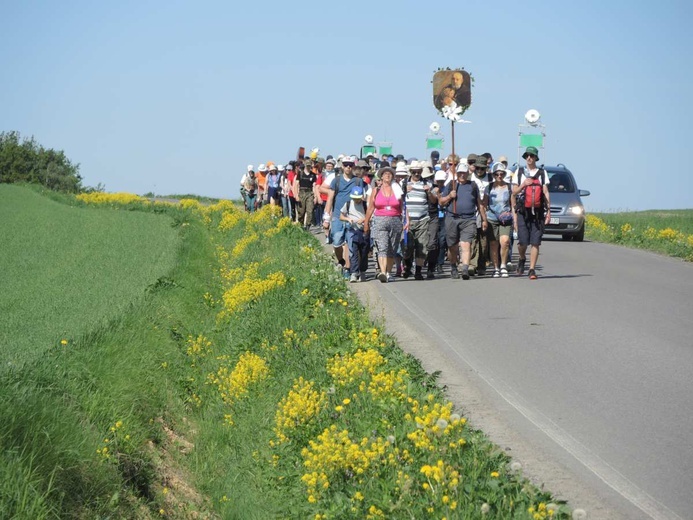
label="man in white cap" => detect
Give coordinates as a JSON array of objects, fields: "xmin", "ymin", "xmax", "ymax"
[
  {"xmin": 438, "ymin": 162, "xmax": 488, "ymax": 279},
  {"xmin": 402, "ymin": 161, "xmax": 436, "ymax": 280},
  {"xmin": 324, "ymin": 155, "xmax": 365, "ymax": 277}
]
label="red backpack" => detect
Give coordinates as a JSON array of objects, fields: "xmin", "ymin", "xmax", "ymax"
[{"xmin": 522, "ymin": 169, "xmax": 546, "ymax": 210}]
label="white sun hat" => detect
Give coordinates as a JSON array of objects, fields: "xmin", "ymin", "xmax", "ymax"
[{"xmin": 395, "ymin": 161, "xmax": 409, "ymax": 175}]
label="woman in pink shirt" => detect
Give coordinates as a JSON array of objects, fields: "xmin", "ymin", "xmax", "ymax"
[{"xmin": 364, "ymin": 166, "xmax": 408, "ymax": 282}]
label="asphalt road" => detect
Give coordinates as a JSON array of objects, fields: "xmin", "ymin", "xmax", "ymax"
[{"xmin": 344, "ymin": 237, "xmax": 693, "ymax": 520}]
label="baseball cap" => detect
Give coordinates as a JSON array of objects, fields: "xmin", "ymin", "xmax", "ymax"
[{"xmin": 350, "ymin": 186, "xmax": 364, "ymax": 199}]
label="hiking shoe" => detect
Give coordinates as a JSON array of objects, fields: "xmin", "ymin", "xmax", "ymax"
[
  {"xmin": 517, "ymin": 258, "xmax": 526, "ymax": 276},
  {"xmin": 462, "ymin": 266, "xmax": 470, "ymax": 280},
  {"xmin": 360, "ymin": 273, "xmax": 367, "ymax": 282},
  {"xmin": 415, "ymin": 271, "xmax": 424, "ymax": 280},
  {"xmin": 451, "ymin": 266, "xmax": 460, "ymax": 279},
  {"xmin": 403, "ymin": 268, "xmax": 412, "ymax": 279},
  {"xmin": 500, "ymin": 267, "xmax": 509, "ymax": 278},
  {"xmin": 349, "ymin": 273, "xmax": 358, "ymax": 283},
  {"xmin": 477, "ymin": 268, "xmax": 487, "ymax": 276},
  {"xmin": 468, "ymin": 266, "xmax": 476, "ymax": 276},
  {"xmin": 493, "ymin": 269, "xmax": 500, "ymax": 278},
  {"xmin": 377, "ymin": 272, "xmax": 387, "ymax": 283},
  {"xmin": 506, "ymin": 261, "xmax": 514, "ymax": 271},
  {"xmin": 528, "ymin": 269, "xmax": 538, "ymax": 280},
  {"xmin": 426, "ymin": 269, "xmax": 435, "ymax": 280},
  {"xmin": 436, "ymin": 264, "xmax": 444, "ymax": 274}
]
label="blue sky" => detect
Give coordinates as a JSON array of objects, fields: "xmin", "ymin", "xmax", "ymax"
[{"xmin": 2, "ymin": 0, "xmax": 692, "ymax": 211}]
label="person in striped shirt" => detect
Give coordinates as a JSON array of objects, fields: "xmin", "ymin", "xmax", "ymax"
[{"xmin": 401, "ymin": 161, "xmax": 439, "ymax": 280}]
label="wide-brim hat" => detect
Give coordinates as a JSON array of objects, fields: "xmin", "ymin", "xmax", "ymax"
[
  {"xmin": 522, "ymin": 146, "xmax": 540, "ymax": 160},
  {"xmin": 378, "ymin": 166, "xmax": 396, "ymax": 178},
  {"xmin": 491, "ymin": 162, "xmax": 507, "ymax": 175},
  {"xmin": 421, "ymin": 167, "xmax": 434, "ymax": 178}
]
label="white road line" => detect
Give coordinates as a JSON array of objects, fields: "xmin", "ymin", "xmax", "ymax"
[{"xmin": 382, "ymin": 283, "xmax": 684, "ymax": 520}]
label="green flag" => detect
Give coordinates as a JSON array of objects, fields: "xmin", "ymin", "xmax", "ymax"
[
  {"xmin": 426, "ymin": 137, "xmax": 444, "ymax": 149},
  {"xmin": 379, "ymin": 145, "xmax": 392, "ymax": 156},
  {"xmin": 361, "ymin": 145, "xmax": 377, "ymax": 157},
  {"xmin": 520, "ymin": 134, "xmax": 543, "ymax": 147}
]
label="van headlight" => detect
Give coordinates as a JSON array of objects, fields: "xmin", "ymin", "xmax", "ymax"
[{"xmin": 568, "ymin": 205, "xmax": 584, "ymax": 215}]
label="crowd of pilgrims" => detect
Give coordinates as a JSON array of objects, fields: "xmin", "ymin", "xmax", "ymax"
[{"xmin": 239, "ymin": 147, "xmax": 549, "ymax": 282}]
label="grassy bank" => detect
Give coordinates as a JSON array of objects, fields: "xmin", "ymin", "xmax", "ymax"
[
  {"xmin": 586, "ymin": 210, "xmax": 693, "ymax": 260},
  {"xmin": 0, "ymin": 185, "xmax": 179, "ymax": 367},
  {"xmin": 1, "ymin": 191, "xmax": 574, "ymax": 519}
]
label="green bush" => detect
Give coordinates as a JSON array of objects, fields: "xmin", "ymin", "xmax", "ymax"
[{"xmin": 0, "ymin": 131, "xmax": 82, "ymax": 192}]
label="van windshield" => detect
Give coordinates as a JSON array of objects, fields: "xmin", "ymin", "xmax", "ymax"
[{"xmin": 547, "ymin": 172, "xmax": 575, "ymax": 193}]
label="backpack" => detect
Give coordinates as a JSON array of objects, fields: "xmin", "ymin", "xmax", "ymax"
[
  {"xmin": 519, "ymin": 168, "xmax": 546, "ymax": 211},
  {"xmin": 333, "ymin": 174, "xmax": 365, "ymax": 213}
]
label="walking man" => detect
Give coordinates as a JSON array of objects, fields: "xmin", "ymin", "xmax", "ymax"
[
  {"xmin": 512, "ymin": 146, "xmax": 551, "ymax": 279},
  {"xmin": 439, "ymin": 163, "xmax": 488, "ymax": 280}
]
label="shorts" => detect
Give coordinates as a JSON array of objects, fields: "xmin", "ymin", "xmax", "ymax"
[
  {"xmin": 445, "ymin": 216, "xmax": 476, "ymax": 246},
  {"xmin": 330, "ymin": 217, "xmax": 348, "ymax": 247},
  {"xmin": 267, "ymin": 187, "xmax": 281, "ymax": 200},
  {"xmin": 516, "ymin": 211, "xmax": 544, "ymax": 246},
  {"xmin": 488, "ymin": 220, "xmax": 512, "ymax": 242}
]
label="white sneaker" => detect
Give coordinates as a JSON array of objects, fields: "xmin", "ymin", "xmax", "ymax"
[{"xmin": 349, "ymin": 273, "xmax": 358, "ymax": 283}]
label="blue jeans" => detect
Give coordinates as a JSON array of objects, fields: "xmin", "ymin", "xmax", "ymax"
[
  {"xmin": 347, "ymin": 228, "xmax": 370, "ymax": 275},
  {"xmin": 244, "ymin": 193, "xmax": 257, "ymax": 212},
  {"xmin": 281, "ymin": 195, "xmax": 291, "ymax": 218},
  {"xmin": 313, "ymin": 201, "xmax": 324, "ymax": 226}
]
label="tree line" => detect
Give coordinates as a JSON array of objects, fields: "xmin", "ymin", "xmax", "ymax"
[{"xmin": 0, "ymin": 131, "xmax": 85, "ymax": 193}]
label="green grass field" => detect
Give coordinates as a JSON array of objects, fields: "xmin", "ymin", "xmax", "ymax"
[
  {"xmin": 0, "ymin": 185, "xmax": 179, "ymax": 367},
  {"xmin": 587, "ymin": 209, "xmax": 693, "ymax": 260}
]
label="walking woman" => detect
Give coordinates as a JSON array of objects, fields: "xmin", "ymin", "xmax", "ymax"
[
  {"xmin": 484, "ymin": 163, "xmax": 515, "ymax": 277},
  {"xmin": 364, "ymin": 166, "xmax": 408, "ymax": 283}
]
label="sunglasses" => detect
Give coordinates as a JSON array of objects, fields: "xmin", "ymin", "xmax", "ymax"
[{"xmin": 343, "ymin": 163, "xmax": 354, "ymax": 167}]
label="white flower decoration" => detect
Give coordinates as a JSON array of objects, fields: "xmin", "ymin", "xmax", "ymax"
[{"xmin": 441, "ymin": 101, "xmax": 471, "ymax": 124}]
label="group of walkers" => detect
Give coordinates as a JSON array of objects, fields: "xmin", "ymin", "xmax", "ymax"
[{"xmin": 239, "ymin": 145, "xmax": 551, "ymax": 282}]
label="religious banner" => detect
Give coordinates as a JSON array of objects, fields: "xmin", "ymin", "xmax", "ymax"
[{"xmin": 433, "ymin": 69, "xmax": 471, "ymax": 112}]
